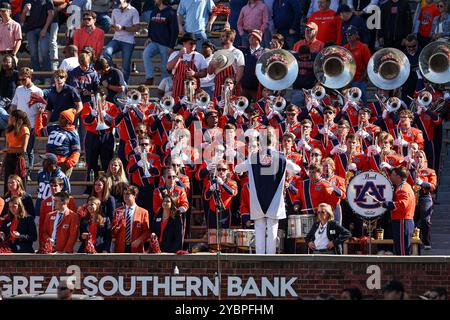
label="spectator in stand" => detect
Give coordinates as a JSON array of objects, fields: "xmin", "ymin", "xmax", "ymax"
[
  {"xmin": 262, "ymin": 0, "xmax": 275, "ymax": 47},
  {"xmin": 344, "ymin": 26, "xmax": 371, "ymax": 103},
  {"xmin": 40, "ymin": 191, "xmax": 79, "ymax": 253},
  {"xmin": 308, "ymin": 0, "xmax": 342, "ymax": 45},
  {"xmin": 91, "ymin": 175, "xmax": 117, "ymax": 221},
  {"xmin": 44, "ymin": 70, "xmax": 83, "ymax": 123},
  {"xmin": 177, "ymin": 0, "xmax": 216, "ymax": 51},
  {"xmin": 0, "ymin": 55, "xmax": 19, "ymax": 101},
  {"xmin": 151, "ymin": 195, "xmax": 183, "ymax": 253},
  {"xmin": 59, "ymin": 45, "xmax": 80, "ymax": 72},
  {"xmin": 337, "ymin": 4, "xmax": 370, "ymax": 45},
  {"xmin": 291, "ymin": 45, "xmax": 317, "ymax": 107},
  {"xmin": 35, "ymin": 108, "xmax": 81, "ymax": 178},
  {"xmin": 158, "ymin": 74, "xmax": 174, "ymax": 98},
  {"xmin": 73, "ymin": 11, "xmax": 105, "ymax": 59},
  {"xmin": 106, "ymin": 157, "xmax": 129, "ymax": 206},
  {"xmin": 420, "ymin": 287, "xmax": 448, "ymax": 300},
  {"xmin": 142, "ymin": 0, "xmax": 155, "ymax": 22},
  {"xmin": 0, "ymin": 2, "xmax": 22, "ymax": 66},
  {"xmin": 1, "ymin": 175, "xmax": 35, "ymax": 218},
  {"xmin": 272, "ymin": 0, "xmax": 303, "ymax": 49},
  {"xmin": 240, "ymin": 30, "xmax": 265, "ymax": 102},
  {"xmin": 341, "ymin": 288, "xmax": 363, "ymax": 300},
  {"xmin": 431, "ymin": 0, "xmax": 450, "ymax": 40},
  {"xmin": 378, "ymin": 0, "xmax": 412, "ymax": 49},
  {"xmin": 92, "ymin": 0, "xmax": 112, "ymax": 33},
  {"xmin": 20, "ymin": 0, "xmax": 54, "ymax": 78},
  {"xmin": 402, "ymin": 34, "xmax": 420, "ymax": 102},
  {"xmin": 0, "ymin": 196, "xmax": 37, "ymax": 253},
  {"xmin": 237, "ymin": 0, "xmax": 269, "ymax": 47},
  {"xmin": 413, "ymin": 0, "xmax": 440, "ymax": 47},
  {"xmin": 143, "ymin": 0, "xmax": 178, "ymax": 86},
  {"xmin": 0, "ymin": 110, "xmax": 30, "ymax": 191},
  {"xmin": 229, "ymin": 0, "xmax": 247, "ymax": 46},
  {"xmin": 269, "ymin": 33, "xmax": 285, "ymax": 50},
  {"xmin": 94, "ymin": 57, "xmax": 126, "ymax": 103},
  {"xmin": 103, "ymin": 0, "xmax": 140, "ymax": 83},
  {"xmin": 383, "ymin": 280, "xmax": 406, "ymax": 300},
  {"xmin": 200, "ymin": 40, "xmax": 215, "ymax": 97},
  {"xmin": 292, "ymin": 22, "xmax": 324, "ymax": 53},
  {"xmin": 68, "ymin": 53, "xmax": 100, "ymax": 106},
  {"xmin": 347, "ymin": 0, "xmax": 379, "ymax": 52},
  {"xmin": 307, "ymin": 0, "xmax": 339, "ymax": 17},
  {"xmin": 10, "ymin": 67, "xmax": 45, "ymax": 173}
]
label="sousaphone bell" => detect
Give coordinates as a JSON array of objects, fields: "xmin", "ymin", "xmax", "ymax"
[
  {"xmin": 368, "ymin": 47, "xmax": 410, "ymax": 90},
  {"xmin": 255, "ymin": 49, "xmax": 298, "ymax": 90},
  {"xmin": 419, "ymin": 40, "xmax": 450, "ymax": 84},
  {"xmin": 314, "ymin": 45, "xmax": 356, "ymax": 89}
]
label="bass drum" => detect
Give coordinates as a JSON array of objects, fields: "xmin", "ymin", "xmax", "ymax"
[{"xmin": 346, "ymin": 171, "xmax": 394, "ymax": 219}]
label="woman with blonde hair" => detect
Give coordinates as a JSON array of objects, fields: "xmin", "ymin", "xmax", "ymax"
[
  {"xmin": 305, "ymin": 203, "xmax": 351, "ymax": 254},
  {"xmin": 106, "ymin": 157, "xmax": 129, "ymax": 206},
  {"xmin": 0, "ymin": 196, "xmax": 37, "ymax": 253},
  {"xmin": 1, "ymin": 175, "xmax": 35, "ymax": 218},
  {"xmin": 78, "ymin": 196, "xmax": 111, "ymax": 253},
  {"xmin": 90, "ymin": 175, "xmax": 116, "ymax": 221}
]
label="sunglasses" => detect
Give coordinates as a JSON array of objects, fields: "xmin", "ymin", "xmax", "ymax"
[
  {"xmin": 302, "ymin": 126, "xmax": 312, "ymax": 129},
  {"xmin": 173, "ymin": 119, "xmax": 183, "ymax": 123},
  {"xmin": 54, "ymin": 75, "xmax": 66, "ymax": 79},
  {"xmin": 18, "ymin": 78, "xmax": 26, "ymax": 81},
  {"xmin": 311, "ymin": 153, "xmax": 321, "ymax": 157},
  {"xmin": 286, "ymin": 112, "xmax": 297, "ymax": 116},
  {"xmin": 317, "ymin": 210, "xmax": 327, "ymax": 214},
  {"xmin": 83, "ymin": 17, "xmax": 92, "ymax": 21},
  {"xmin": 406, "ymin": 45, "xmax": 417, "ymax": 48},
  {"xmin": 167, "ymin": 175, "xmax": 177, "ymax": 179},
  {"xmin": 140, "ymin": 143, "xmax": 149, "ymax": 147},
  {"xmin": 172, "ymin": 164, "xmax": 181, "ymax": 167},
  {"xmin": 217, "ymin": 168, "xmax": 227, "ymax": 172},
  {"xmin": 324, "ymin": 111, "xmax": 334, "ymax": 114},
  {"xmin": 338, "ymin": 125, "xmax": 348, "ymax": 129}
]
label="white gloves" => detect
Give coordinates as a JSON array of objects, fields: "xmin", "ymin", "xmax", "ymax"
[
  {"xmin": 416, "ymin": 178, "xmax": 423, "ymax": 186},
  {"xmin": 225, "ymin": 149, "xmax": 236, "ymax": 158},
  {"xmin": 330, "ymin": 144, "xmax": 347, "ymax": 155},
  {"xmin": 380, "ymin": 162, "xmax": 392, "ymax": 170},
  {"xmin": 356, "ymin": 129, "xmax": 370, "ymax": 139},
  {"xmin": 91, "ymin": 109, "xmax": 98, "ymax": 117},
  {"xmin": 382, "ymin": 109, "xmax": 389, "ymax": 119},
  {"xmin": 210, "ymin": 184, "xmax": 217, "ymax": 191},
  {"xmin": 394, "ymin": 138, "xmax": 408, "ymax": 147},
  {"xmin": 403, "ymin": 155, "xmax": 415, "ymax": 165},
  {"xmin": 444, "ymin": 92, "xmax": 450, "ymax": 100},
  {"xmin": 267, "ymin": 109, "xmax": 279, "ymax": 120},
  {"xmin": 347, "ymin": 163, "xmax": 357, "ymax": 171},
  {"xmin": 138, "ymin": 159, "xmax": 149, "ymax": 168},
  {"xmin": 297, "ymin": 139, "xmax": 312, "ymax": 151},
  {"xmin": 234, "ymin": 110, "xmax": 244, "ymax": 119},
  {"xmin": 207, "ymin": 162, "xmax": 216, "ymax": 171},
  {"xmin": 216, "ymin": 177, "xmax": 224, "ymax": 185}
]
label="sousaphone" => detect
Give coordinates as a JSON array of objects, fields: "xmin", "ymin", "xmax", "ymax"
[
  {"xmin": 419, "ymin": 40, "xmax": 450, "ymax": 84},
  {"xmin": 255, "ymin": 49, "xmax": 298, "ymax": 90},
  {"xmin": 368, "ymin": 47, "xmax": 410, "ymax": 90},
  {"xmin": 314, "ymin": 45, "xmax": 356, "ymax": 89}
]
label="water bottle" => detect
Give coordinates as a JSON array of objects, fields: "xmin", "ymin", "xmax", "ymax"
[{"xmin": 89, "ymin": 169, "xmax": 95, "ymax": 182}]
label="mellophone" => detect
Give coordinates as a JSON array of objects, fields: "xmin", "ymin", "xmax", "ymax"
[{"xmin": 207, "ymin": 228, "xmax": 286, "ymax": 253}]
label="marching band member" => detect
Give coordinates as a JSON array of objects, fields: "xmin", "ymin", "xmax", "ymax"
[
  {"xmin": 390, "ymin": 109, "xmax": 425, "ymax": 156},
  {"xmin": 367, "ymin": 132, "xmax": 404, "ymax": 172},
  {"xmin": 0, "ymin": 196, "xmax": 37, "ymax": 253},
  {"xmin": 281, "ymin": 132, "xmax": 303, "ymax": 167},
  {"xmin": 315, "ymin": 106, "xmax": 338, "ymax": 146},
  {"xmin": 208, "ymin": 29, "xmax": 245, "ymax": 97},
  {"xmin": 162, "ymin": 156, "xmax": 191, "ymax": 195},
  {"xmin": 412, "ymin": 150, "xmax": 437, "ymax": 250},
  {"xmin": 151, "ymin": 195, "xmax": 183, "ymax": 253},
  {"xmin": 167, "ymin": 32, "xmax": 208, "ymax": 97},
  {"xmin": 111, "ymin": 186, "xmax": 151, "ymax": 253},
  {"xmin": 41, "ymin": 191, "xmax": 80, "ymax": 253},
  {"xmin": 165, "ymin": 128, "xmax": 199, "ymax": 179},
  {"xmin": 293, "ymin": 163, "xmax": 340, "ymax": 216},
  {"xmin": 204, "ymin": 162, "xmax": 238, "ymax": 229},
  {"xmin": 321, "ymin": 157, "xmax": 346, "ymax": 225},
  {"xmin": 127, "ymin": 136, "xmax": 162, "ymax": 216},
  {"xmin": 325, "ymin": 119, "xmax": 350, "ymax": 156},
  {"xmin": 355, "ymin": 107, "xmax": 381, "ymax": 151},
  {"xmin": 336, "ymin": 87, "xmax": 363, "ymax": 128},
  {"xmin": 235, "ymin": 127, "xmax": 301, "ymax": 254},
  {"xmin": 38, "ymin": 177, "xmax": 77, "ymax": 250},
  {"xmin": 124, "ymin": 122, "xmax": 156, "ymax": 161},
  {"xmin": 78, "ymin": 197, "xmax": 112, "ymax": 253},
  {"xmin": 152, "ymin": 113, "xmax": 185, "ymax": 152},
  {"xmin": 91, "ymin": 176, "xmax": 117, "ymax": 221},
  {"xmin": 332, "ymin": 134, "xmax": 367, "ymax": 179},
  {"xmin": 35, "ymin": 108, "xmax": 81, "ymax": 178},
  {"xmin": 296, "ymin": 119, "xmax": 324, "ymax": 167},
  {"xmin": 106, "ymin": 157, "xmax": 129, "ymax": 206},
  {"xmin": 383, "ymin": 166, "xmax": 416, "ymax": 256}
]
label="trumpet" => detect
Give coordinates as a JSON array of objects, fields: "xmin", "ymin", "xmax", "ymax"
[
  {"xmin": 417, "ymin": 90, "xmax": 433, "ymax": 107},
  {"xmin": 159, "ymin": 96, "xmax": 174, "ymax": 115},
  {"xmin": 93, "ymin": 93, "xmax": 110, "ymax": 131},
  {"xmin": 270, "ymin": 96, "xmax": 286, "ymax": 112},
  {"xmin": 139, "ymin": 147, "xmax": 151, "ymax": 178},
  {"xmin": 347, "ymin": 87, "xmax": 362, "ymax": 103},
  {"xmin": 222, "ymin": 84, "xmax": 232, "ymax": 116},
  {"xmin": 311, "ymin": 85, "xmax": 326, "ymax": 100},
  {"xmin": 195, "ymin": 91, "xmax": 210, "ymax": 109},
  {"xmin": 184, "ymin": 80, "xmax": 195, "ymax": 105},
  {"xmin": 385, "ymin": 97, "xmax": 402, "ymax": 113},
  {"xmin": 233, "ymin": 96, "xmax": 249, "ymax": 113}
]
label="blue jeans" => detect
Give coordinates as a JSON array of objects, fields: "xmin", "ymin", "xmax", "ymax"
[
  {"xmin": 103, "ymin": 39, "xmax": 135, "ymax": 83},
  {"xmin": 26, "ymin": 28, "xmax": 51, "ymax": 73},
  {"xmin": 27, "ymin": 130, "xmax": 35, "ymax": 170},
  {"xmin": 194, "ymin": 31, "xmax": 208, "ymax": 52},
  {"xmin": 143, "ymin": 41, "xmax": 169, "ymax": 80},
  {"xmin": 351, "ymin": 80, "xmax": 367, "ymax": 104},
  {"xmin": 49, "ymin": 22, "xmax": 59, "ymax": 70},
  {"xmin": 262, "ymin": 28, "xmax": 272, "ymax": 48},
  {"xmin": 241, "ymin": 33, "xmax": 250, "ymax": 48},
  {"xmin": 95, "ymin": 11, "xmax": 112, "ymax": 33}
]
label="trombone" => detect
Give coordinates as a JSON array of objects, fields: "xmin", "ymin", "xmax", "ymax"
[{"xmin": 93, "ymin": 92, "xmax": 110, "ymax": 131}]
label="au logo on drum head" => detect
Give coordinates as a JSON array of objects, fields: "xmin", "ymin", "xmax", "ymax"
[{"xmin": 346, "ymin": 171, "xmax": 394, "ymax": 219}]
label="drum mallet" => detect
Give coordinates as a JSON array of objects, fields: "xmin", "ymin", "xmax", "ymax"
[{"xmin": 365, "ymin": 192, "xmax": 383, "ymax": 204}]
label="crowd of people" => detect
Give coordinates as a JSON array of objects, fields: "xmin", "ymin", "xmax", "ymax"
[{"xmin": 0, "ymin": 0, "xmax": 448, "ymax": 256}]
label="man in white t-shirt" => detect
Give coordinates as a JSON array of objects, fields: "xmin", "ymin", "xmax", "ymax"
[
  {"xmin": 102, "ymin": 0, "xmax": 140, "ymax": 83},
  {"xmin": 10, "ymin": 67, "xmax": 46, "ymax": 172},
  {"xmin": 157, "ymin": 75, "xmax": 173, "ymax": 99},
  {"xmin": 166, "ymin": 32, "xmax": 208, "ymax": 98},
  {"xmin": 58, "ymin": 45, "xmax": 80, "ymax": 72},
  {"xmin": 207, "ymin": 29, "xmax": 245, "ymax": 97}
]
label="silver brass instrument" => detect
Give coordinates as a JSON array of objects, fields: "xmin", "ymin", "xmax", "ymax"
[
  {"xmin": 159, "ymin": 96, "xmax": 175, "ymax": 115},
  {"xmin": 368, "ymin": 47, "xmax": 410, "ymax": 90},
  {"xmin": 419, "ymin": 40, "xmax": 450, "ymax": 84},
  {"xmin": 93, "ymin": 92, "xmax": 110, "ymax": 131},
  {"xmin": 314, "ymin": 45, "xmax": 356, "ymax": 89},
  {"xmin": 311, "ymin": 85, "xmax": 326, "ymax": 100},
  {"xmin": 386, "ymin": 97, "xmax": 402, "ymax": 113},
  {"xmin": 222, "ymin": 84, "xmax": 232, "ymax": 115},
  {"xmin": 233, "ymin": 96, "xmax": 249, "ymax": 113},
  {"xmin": 116, "ymin": 89, "xmax": 142, "ymax": 111},
  {"xmin": 255, "ymin": 49, "xmax": 298, "ymax": 90},
  {"xmin": 347, "ymin": 87, "xmax": 362, "ymax": 103},
  {"xmin": 184, "ymin": 80, "xmax": 195, "ymax": 105},
  {"xmin": 139, "ymin": 148, "xmax": 151, "ymax": 178},
  {"xmin": 195, "ymin": 91, "xmax": 210, "ymax": 109},
  {"xmin": 271, "ymin": 96, "xmax": 286, "ymax": 112},
  {"xmin": 417, "ymin": 90, "xmax": 433, "ymax": 107}
]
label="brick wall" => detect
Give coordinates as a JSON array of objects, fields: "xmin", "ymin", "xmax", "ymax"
[{"xmin": 0, "ymin": 254, "xmax": 449, "ymax": 300}]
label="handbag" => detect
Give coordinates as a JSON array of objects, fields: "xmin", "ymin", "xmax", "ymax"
[{"xmin": 15, "ymin": 153, "xmax": 27, "ymax": 178}]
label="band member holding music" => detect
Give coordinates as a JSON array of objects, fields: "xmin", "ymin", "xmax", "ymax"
[
  {"xmin": 167, "ymin": 33, "xmax": 208, "ymax": 98},
  {"xmin": 151, "ymin": 195, "xmax": 183, "ymax": 253},
  {"xmin": 305, "ymin": 203, "xmax": 351, "ymax": 254},
  {"xmin": 0, "ymin": 196, "xmax": 37, "ymax": 253},
  {"xmin": 382, "ymin": 166, "xmax": 416, "ymax": 256},
  {"xmin": 78, "ymin": 197, "xmax": 112, "ymax": 253},
  {"xmin": 111, "ymin": 186, "xmax": 151, "ymax": 253},
  {"xmin": 208, "ymin": 29, "xmax": 245, "ymax": 97},
  {"xmin": 412, "ymin": 150, "xmax": 437, "ymax": 250},
  {"xmin": 38, "ymin": 177, "xmax": 77, "ymax": 250},
  {"xmin": 40, "ymin": 191, "xmax": 79, "ymax": 253},
  {"xmin": 235, "ymin": 127, "xmax": 301, "ymax": 254},
  {"xmin": 321, "ymin": 157, "xmax": 346, "ymax": 225},
  {"xmin": 204, "ymin": 161, "xmax": 238, "ymax": 229},
  {"xmin": 127, "ymin": 136, "xmax": 162, "ymax": 216}
]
